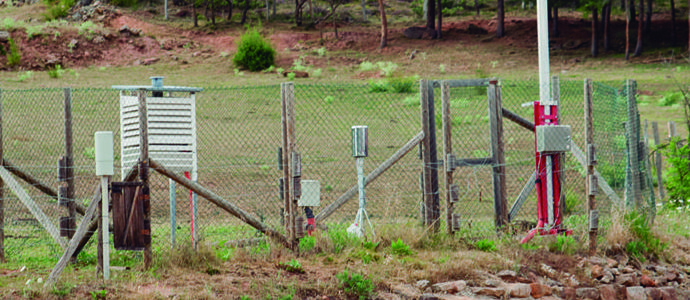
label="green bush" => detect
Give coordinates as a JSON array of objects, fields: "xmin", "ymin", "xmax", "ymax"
[
  {"xmin": 624, "ymin": 211, "xmax": 667, "ymax": 261},
  {"xmin": 43, "ymin": 0, "xmax": 75, "ymax": 21},
  {"xmin": 475, "ymin": 239, "xmax": 496, "ymax": 252},
  {"xmin": 6, "ymin": 37, "xmax": 20, "ymax": 67},
  {"xmin": 47, "ymin": 64, "xmax": 66, "ymax": 78},
  {"xmin": 299, "ymin": 235, "xmax": 315, "ymax": 252},
  {"xmin": 232, "ymin": 27, "xmax": 275, "ymax": 72},
  {"xmin": 657, "ymin": 92, "xmax": 683, "ymax": 107},
  {"xmin": 336, "ymin": 269, "xmax": 374, "ymax": 300},
  {"xmin": 387, "ymin": 76, "xmax": 416, "ymax": 93},
  {"xmin": 391, "ymin": 238, "xmax": 413, "ymax": 256},
  {"xmin": 547, "ymin": 235, "xmax": 577, "ymax": 255},
  {"xmin": 661, "ymin": 138, "xmax": 690, "ymax": 207}
]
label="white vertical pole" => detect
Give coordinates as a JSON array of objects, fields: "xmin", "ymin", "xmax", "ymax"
[
  {"xmin": 356, "ymin": 157, "xmax": 365, "ymax": 236},
  {"xmin": 537, "ymin": 0, "xmax": 551, "ymax": 105},
  {"xmin": 165, "ymin": 0, "xmax": 168, "ymax": 20},
  {"xmin": 100, "ymin": 176, "xmax": 110, "ymax": 280},
  {"xmin": 546, "ymin": 156, "xmax": 554, "ymax": 226}
]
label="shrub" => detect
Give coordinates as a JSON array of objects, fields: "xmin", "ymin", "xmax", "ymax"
[
  {"xmin": 387, "ymin": 76, "xmax": 416, "ymax": 93},
  {"xmin": 475, "ymin": 239, "xmax": 496, "ymax": 252},
  {"xmin": 391, "ymin": 238, "xmax": 413, "ymax": 256},
  {"xmin": 661, "ymin": 137, "xmax": 690, "ymax": 207},
  {"xmin": 232, "ymin": 27, "xmax": 275, "ymax": 72},
  {"xmin": 657, "ymin": 92, "xmax": 683, "ymax": 107},
  {"xmin": 336, "ymin": 269, "xmax": 374, "ymax": 300},
  {"xmin": 43, "ymin": 0, "xmax": 75, "ymax": 21},
  {"xmin": 547, "ymin": 235, "xmax": 577, "ymax": 255},
  {"xmin": 299, "ymin": 235, "xmax": 315, "ymax": 252},
  {"xmin": 278, "ymin": 259, "xmax": 304, "ymax": 273},
  {"xmin": 6, "ymin": 37, "xmax": 20, "ymax": 67},
  {"xmin": 624, "ymin": 211, "xmax": 667, "ymax": 261},
  {"xmin": 47, "ymin": 64, "xmax": 66, "ymax": 78}
]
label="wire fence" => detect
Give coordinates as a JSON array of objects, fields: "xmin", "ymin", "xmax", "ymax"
[{"xmin": 0, "ymin": 79, "xmax": 655, "ymax": 265}]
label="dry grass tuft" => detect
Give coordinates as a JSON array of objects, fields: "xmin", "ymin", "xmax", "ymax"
[
  {"xmin": 605, "ymin": 207, "xmax": 633, "ymax": 250},
  {"xmin": 154, "ymin": 239, "xmax": 220, "ymax": 271}
]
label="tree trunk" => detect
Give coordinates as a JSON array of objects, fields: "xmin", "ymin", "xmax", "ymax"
[
  {"xmin": 426, "ymin": 0, "xmax": 435, "ymax": 30},
  {"xmin": 475, "ymin": 0, "xmax": 479, "ymax": 16},
  {"xmin": 592, "ymin": 7, "xmax": 599, "ymax": 57},
  {"xmin": 671, "ymin": 0, "xmax": 676, "ymax": 45},
  {"xmin": 604, "ymin": 3, "xmax": 611, "ymax": 51},
  {"xmin": 211, "ymin": 0, "xmax": 216, "ymax": 25},
  {"xmin": 686, "ymin": 0, "xmax": 689, "ymax": 56},
  {"xmin": 193, "ymin": 1, "xmax": 198, "ymax": 27},
  {"xmin": 630, "ymin": 0, "xmax": 636, "ymax": 21},
  {"xmin": 227, "ymin": 0, "xmax": 233, "ymax": 20},
  {"xmin": 552, "ymin": 6, "xmax": 559, "ymax": 37},
  {"xmin": 625, "ymin": 0, "xmax": 631, "ymax": 60},
  {"xmin": 436, "ymin": 0, "xmax": 442, "ymax": 38},
  {"xmin": 634, "ymin": 0, "xmax": 643, "ymax": 56},
  {"xmin": 378, "ymin": 0, "xmax": 387, "ymax": 48},
  {"xmin": 621, "ymin": 0, "xmax": 625, "ymax": 10},
  {"xmin": 241, "ymin": 0, "xmax": 250, "ymax": 24},
  {"xmin": 644, "ymin": 0, "xmax": 651, "ymax": 32},
  {"xmin": 496, "ymin": 0, "xmax": 504, "ymax": 37},
  {"xmin": 295, "ymin": 0, "xmax": 302, "ymax": 26}
]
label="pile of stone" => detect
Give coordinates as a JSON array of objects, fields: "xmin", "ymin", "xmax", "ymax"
[
  {"xmin": 69, "ymin": 1, "xmax": 121, "ymax": 22},
  {"xmin": 380, "ymin": 256, "xmax": 689, "ymax": 300}
]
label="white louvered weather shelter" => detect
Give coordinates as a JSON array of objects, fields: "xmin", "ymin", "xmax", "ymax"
[{"xmin": 112, "ymin": 77, "xmax": 203, "ymax": 247}]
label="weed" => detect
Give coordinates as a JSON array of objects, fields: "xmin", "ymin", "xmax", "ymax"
[
  {"xmin": 287, "ymin": 72, "xmax": 296, "ymax": 80},
  {"xmin": 368, "ymin": 79, "xmax": 388, "ymax": 93},
  {"xmin": 240, "ymin": 296, "xmax": 251, "ymax": 300},
  {"xmin": 439, "ymin": 64, "xmax": 446, "ymax": 74},
  {"xmin": 312, "ymin": 68, "xmax": 322, "ymax": 77},
  {"xmin": 16, "ymin": 71, "xmax": 33, "ymax": 82},
  {"xmin": 51, "ymin": 282, "xmax": 74, "ymax": 297},
  {"xmin": 391, "ymin": 238, "xmax": 413, "ymax": 256},
  {"xmin": 660, "ymin": 137, "xmax": 690, "ymax": 207},
  {"xmin": 276, "ymin": 67, "xmax": 285, "ymax": 74},
  {"xmin": 26, "ymin": 26, "xmax": 43, "ymax": 39},
  {"xmin": 90, "ymin": 289, "xmax": 107, "ymax": 300},
  {"xmin": 548, "ymin": 235, "xmax": 577, "ymax": 255},
  {"xmin": 329, "ymin": 225, "xmax": 359, "ymax": 253},
  {"xmin": 387, "ymin": 76, "xmax": 416, "ymax": 93},
  {"xmin": 6, "ymin": 37, "xmax": 20, "ymax": 67},
  {"xmin": 299, "ymin": 235, "xmax": 316, "ymax": 252},
  {"xmin": 315, "ymin": 47, "xmax": 327, "ymax": 57},
  {"xmin": 359, "ymin": 61, "xmax": 376, "ymax": 72},
  {"xmin": 520, "ymin": 242, "xmax": 540, "ymax": 250},
  {"xmin": 657, "ymin": 92, "xmax": 684, "ymax": 106},
  {"xmin": 3, "ymin": 17, "xmax": 20, "ymax": 30},
  {"xmin": 278, "ymin": 259, "xmax": 304, "ymax": 273},
  {"xmin": 83, "ymin": 147, "xmax": 96, "ymax": 159},
  {"xmin": 336, "ymin": 269, "xmax": 374, "ymax": 300},
  {"xmin": 402, "ymin": 96, "xmax": 420, "ymax": 106},
  {"xmin": 624, "ymin": 211, "xmax": 667, "ymax": 261},
  {"xmin": 475, "ymin": 239, "xmax": 496, "ymax": 252},
  {"xmin": 47, "ymin": 64, "xmax": 67, "ymax": 79},
  {"xmin": 376, "ymin": 61, "xmax": 398, "ymax": 77},
  {"xmin": 220, "ymin": 51, "xmax": 229, "ymax": 58},
  {"xmin": 291, "ymin": 56, "xmax": 308, "ymax": 72},
  {"xmin": 43, "ymin": 0, "xmax": 76, "ymax": 21},
  {"xmin": 53, "ymin": 31, "xmax": 61, "ymax": 40},
  {"xmin": 234, "ymin": 68, "xmax": 245, "ymax": 77},
  {"xmin": 78, "ymin": 21, "xmax": 97, "ymax": 38},
  {"xmin": 362, "ymin": 240, "xmax": 379, "ymax": 250},
  {"xmin": 324, "ymin": 95, "xmax": 335, "ymax": 104},
  {"xmin": 233, "ymin": 27, "xmax": 275, "ymax": 71}
]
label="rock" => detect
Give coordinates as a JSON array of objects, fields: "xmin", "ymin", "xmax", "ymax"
[
  {"xmin": 0, "ymin": 31, "xmax": 9, "ymax": 42},
  {"xmin": 402, "ymin": 26, "xmax": 437, "ymax": 39},
  {"xmin": 497, "ymin": 269, "xmax": 517, "ymax": 281},
  {"xmin": 507, "ymin": 283, "xmax": 531, "ymax": 298},
  {"xmin": 282, "ymin": 70, "xmax": 309, "ymax": 78},
  {"xmin": 436, "ymin": 295, "xmax": 475, "ymax": 300},
  {"xmin": 616, "ymin": 273, "xmax": 639, "ymax": 287},
  {"xmin": 600, "ymin": 269, "xmax": 614, "ymax": 284},
  {"xmin": 378, "ymin": 292, "xmax": 401, "ymax": 300},
  {"xmin": 575, "ymin": 287, "xmax": 600, "ymax": 300},
  {"xmin": 419, "ymin": 294, "xmax": 439, "ymax": 300},
  {"xmin": 119, "ymin": 25, "xmax": 141, "ymax": 37},
  {"xmin": 467, "ymin": 24, "xmax": 488, "ymax": 35},
  {"xmin": 659, "ymin": 287, "xmax": 678, "ymax": 300},
  {"xmin": 391, "ymin": 284, "xmax": 420, "ymax": 300},
  {"xmin": 473, "ymin": 287, "xmax": 505, "ymax": 298},
  {"xmin": 563, "ymin": 273, "xmax": 580, "ymax": 287},
  {"xmin": 653, "ymin": 276, "xmax": 667, "ymax": 286},
  {"xmin": 664, "ymin": 271, "xmax": 678, "ymax": 283},
  {"xmin": 68, "ymin": 39, "xmax": 79, "ymax": 49},
  {"xmin": 142, "ymin": 57, "xmax": 160, "ymax": 65},
  {"xmin": 482, "ymin": 279, "xmax": 503, "ymax": 287},
  {"xmin": 559, "ymin": 287, "xmax": 576, "ymax": 300},
  {"xmin": 530, "ymin": 283, "xmax": 552, "ymax": 298},
  {"xmin": 599, "ymin": 285, "xmax": 616, "ymax": 300},
  {"xmin": 430, "ymin": 280, "xmax": 466, "ymax": 294},
  {"xmin": 641, "ymin": 274, "xmax": 656, "ymax": 287},
  {"xmin": 415, "ymin": 280, "xmax": 429, "ymax": 289},
  {"xmin": 622, "ymin": 266, "xmax": 635, "ymax": 273},
  {"xmin": 590, "ymin": 265, "xmax": 604, "ymax": 279},
  {"xmin": 588, "ymin": 256, "xmax": 608, "ymax": 266},
  {"xmin": 606, "ymin": 258, "xmax": 619, "ymax": 268},
  {"xmin": 540, "ymin": 264, "xmax": 559, "ymax": 279},
  {"xmin": 93, "ymin": 35, "xmax": 105, "ymax": 44},
  {"xmin": 645, "ymin": 287, "xmax": 663, "ymax": 300},
  {"xmin": 626, "ymin": 286, "xmax": 646, "ymax": 300}
]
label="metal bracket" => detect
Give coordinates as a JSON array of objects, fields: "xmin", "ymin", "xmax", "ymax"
[
  {"xmin": 450, "ymin": 184, "xmax": 459, "ymax": 203},
  {"xmin": 588, "ymin": 174, "xmax": 598, "ymax": 196},
  {"xmin": 589, "ymin": 210, "xmax": 599, "ymax": 230},
  {"xmin": 587, "ymin": 144, "xmax": 597, "ymax": 166},
  {"xmin": 277, "ymin": 147, "xmax": 283, "ymax": 170}
]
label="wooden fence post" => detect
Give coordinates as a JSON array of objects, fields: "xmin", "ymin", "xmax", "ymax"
[
  {"xmin": 487, "ymin": 79, "xmax": 507, "ymax": 230},
  {"xmin": 585, "ymin": 79, "xmax": 597, "ymax": 254},
  {"xmin": 651, "ymin": 122, "xmax": 665, "ymax": 201},
  {"xmin": 626, "ymin": 80, "xmax": 642, "ymax": 210},
  {"xmin": 667, "ymin": 121, "xmax": 677, "ymax": 138},
  {"xmin": 420, "ymin": 80, "xmax": 440, "ymax": 231},
  {"xmin": 138, "ymin": 88, "xmax": 152, "ymax": 269},
  {"xmin": 0, "ymin": 89, "xmax": 4, "ymax": 263},
  {"xmin": 281, "ymin": 82, "xmax": 297, "ymax": 247},
  {"xmin": 441, "ymin": 81, "xmax": 453, "ymax": 235},
  {"xmin": 64, "ymin": 88, "xmax": 76, "ymax": 246}
]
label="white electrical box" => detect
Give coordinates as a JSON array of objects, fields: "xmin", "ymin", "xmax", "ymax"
[
  {"xmin": 536, "ymin": 125, "xmax": 572, "ymax": 153},
  {"xmin": 298, "ymin": 180, "xmax": 320, "ymax": 207}
]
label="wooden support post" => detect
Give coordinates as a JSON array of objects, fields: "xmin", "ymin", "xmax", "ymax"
[
  {"xmin": 138, "ymin": 88, "xmax": 152, "ymax": 269},
  {"xmin": 315, "ymin": 131, "xmax": 424, "ymax": 223},
  {"xmin": 487, "ymin": 80, "xmax": 507, "ymax": 230},
  {"xmin": 281, "ymin": 82, "xmax": 296, "ymax": 248},
  {"xmin": 286, "ymin": 84, "xmax": 297, "ymax": 247},
  {"xmin": 45, "ymin": 184, "xmax": 102, "ymax": 288},
  {"xmin": 585, "ymin": 79, "xmax": 597, "ymax": 254},
  {"xmin": 420, "ymin": 80, "xmax": 440, "ymax": 231},
  {"xmin": 651, "ymin": 122, "xmax": 665, "ymax": 200},
  {"xmin": 0, "ymin": 89, "xmax": 3, "ymax": 263},
  {"xmin": 441, "ymin": 81, "xmax": 453, "ymax": 235},
  {"xmin": 149, "ymin": 159, "xmax": 290, "ymax": 249},
  {"xmin": 64, "ymin": 88, "xmax": 76, "ymax": 243},
  {"xmin": 626, "ymin": 80, "xmax": 642, "ymax": 209},
  {"xmin": 668, "ymin": 121, "xmax": 677, "ymax": 138}
]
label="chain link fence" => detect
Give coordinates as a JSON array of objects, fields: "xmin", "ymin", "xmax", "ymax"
[{"xmin": 0, "ymin": 79, "xmax": 655, "ymax": 264}]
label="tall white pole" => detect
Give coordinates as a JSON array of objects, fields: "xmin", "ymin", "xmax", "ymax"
[
  {"xmin": 100, "ymin": 176, "xmax": 110, "ymax": 280},
  {"xmin": 537, "ymin": 0, "xmax": 552, "ymax": 106}
]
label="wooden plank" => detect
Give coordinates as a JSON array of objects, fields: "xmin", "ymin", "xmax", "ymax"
[
  {"xmin": 0, "ymin": 166, "xmax": 66, "ymax": 249},
  {"xmin": 502, "ymin": 108, "xmax": 535, "ymax": 132},
  {"xmin": 138, "ymin": 89, "xmax": 152, "ymax": 269},
  {"xmin": 149, "ymin": 158, "xmax": 290, "ymax": 249},
  {"xmin": 420, "ymin": 80, "xmax": 434, "ymax": 229},
  {"xmin": 441, "ymin": 81, "xmax": 453, "ymax": 235},
  {"xmin": 280, "ymin": 83, "xmax": 292, "ymax": 244},
  {"xmin": 487, "ymin": 80, "xmax": 507, "ymax": 229},
  {"xmin": 651, "ymin": 122, "xmax": 665, "ymax": 200},
  {"xmin": 64, "ymin": 88, "xmax": 76, "ymax": 242},
  {"xmin": 45, "ymin": 183, "xmax": 101, "ymax": 288},
  {"xmin": 668, "ymin": 121, "xmax": 677, "ymax": 138},
  {"xmin": 286, "ymin": 82, "xmax": 297, "ymax": 246},
  {"xmin": 508, "ymin": 171, "xmax": 536, "ymax": 222},
  {"xmin": 452, "ymin": 157, "xmax": 494, "ymax": 167},
  {"xmin": 585, "ymin": 78, "xmax": 597, "ymax": 254},
  {"xmin": 315, "ymin": 131, "xmax": 425, "ymax": 223}
]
